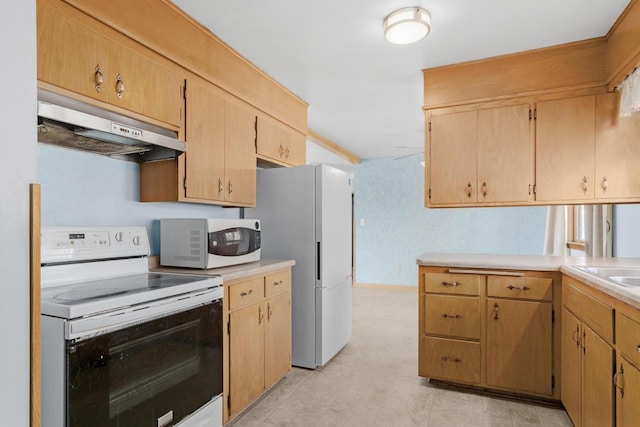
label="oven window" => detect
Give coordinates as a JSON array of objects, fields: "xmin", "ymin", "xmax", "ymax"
[{"xmin": 66, "ymin": 300, "xmax": 222, "ymax": 427}]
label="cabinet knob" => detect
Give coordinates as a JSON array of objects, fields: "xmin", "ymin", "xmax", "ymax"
[
  {"xmin": 284, "ymin": 147, "xmax": 290, "ymax": 159},
  {"xmin": 115, "ymin": 74, "xmax": 125, "ymax": 99},
  {"xmin": 582, "ymin": 176, "xmax": 588, "ymax": 194},
  {"xmin": 466, "ymin": 182, "xmax": 472, "ymax": 198},
  {"xmin": 218, "ymin": 178, "xmax": 223, "ymax": 195},
  {"xmin": 441, "ymin": 356, "xmax": 462, "ymax": 363},
  {"xmin": 493, "ymin": 302, "xmax": 499, "ymax": 320},
  {"xmin": 601, "ymin": 177, "xmax": 608, "ymax": 193},
  {"xmin": 240, "ymin": 289, "xmax": 253, "ymax": 297},
  {"xmin": 94, "ymin": 65, "xmax": 103, "ymax": 92},
  {"xmin": 273, "ymin": 280, "xmax": 283, "ymax": 287},
  {"xmin": 268, "ymin": 303, "xmax": 273, "ymax": 320},
  {"xmin": 279, "ymin": 144, "xmax": 285, "ymax": 157},
  {"xmin": 228, "ymin": 180, "xmax": 233, "ymax": 194},
  {"xmin": 481, "ymin": 182, "xmax": 487, "ymax": 197}
]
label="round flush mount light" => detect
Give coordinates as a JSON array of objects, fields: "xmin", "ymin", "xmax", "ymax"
[{"xmin": 384, "ymin": 7, "xmax": 431, "ymax": 45}]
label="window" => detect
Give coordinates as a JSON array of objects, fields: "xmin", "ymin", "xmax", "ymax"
[
  {"xmin": 567, "ymin": 205, "xmax": 587, "ymax": 251},
  {"xmin": 566, "ymin": 204, "xmax": 613, "ymax": 255}
]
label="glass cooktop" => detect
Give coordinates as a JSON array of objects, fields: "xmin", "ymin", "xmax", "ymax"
[{"xmin": 41, "ymin": 272, "xmax": 222, "ymax": 319}]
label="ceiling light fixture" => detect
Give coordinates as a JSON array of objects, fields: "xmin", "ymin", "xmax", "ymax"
[{"xmin": 384, "ymin": 7, "xmax": 431, "ymax": 45}]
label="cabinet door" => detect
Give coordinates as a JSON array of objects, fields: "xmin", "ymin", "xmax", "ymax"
[
  {"xmin": 264, "ymin": 292, "xmax": 292, "ymax": 388},
  {"xmin": 616, "ymin": 357, "xmax": 640, "ymax": 427},
  {"xmin": 535, "ymin": 96, "xmax": 595, "ymax": 201},
  {"xmin": 486, "ymin": 299, "xmax": 552, "ymax": 395},
  {"xmin": 224, "ymin": 102, "xmax": 257, "ymax": 205},
  {"xmin": 477, "ymin": 104, "xmax": 531, "ymax": 203},
  {"xmin": 582, "ymin": 325, "xmax": 614, "ymax": 427},
  {"xmin": 184, "ymin": 80, "xmax": 225, "ymax": 201},
  {"xmin": 429, "ymin": 110, "xmax": 478, "ymax": 204},
  {"xmin": 109, "ymin": 43, "xmax": 183, "ymax": 127},
  {"xmin": 561, "ymin": 308, "xmax": 582, "ymax": 427},
  {"xmin": 595, "ymin": 92, "xmax": 640, "ymax": 199},
  {"xmin": 229, "ymin": 303, "xmax": 265, "ymax": 416},
  {"xmin": 37, "ymin": 1, "xmax": 110, "ymax": 103},
  {"xmin": 256, "ymin": 115, "xmax": 306, "ymax": 166}
]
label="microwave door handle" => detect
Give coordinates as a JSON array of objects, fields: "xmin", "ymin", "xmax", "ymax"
[{"xmin": 316, "ymin": 241, "xmax": 321, "ymax": 281}]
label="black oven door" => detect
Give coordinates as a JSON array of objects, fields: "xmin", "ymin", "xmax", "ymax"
[
  {"xmin": 66, "ymin": 300, "xmax": 222, "ymax": 427},
  {"xmin": 208, "ymin": 227, "xmax": 261, "ymax": 256}
]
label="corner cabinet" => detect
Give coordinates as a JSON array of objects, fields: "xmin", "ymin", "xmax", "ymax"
[
  {"xmin": 224, "ymin": 269, "xmax": 292, "ymax": 423},
  {"xmin": 418, "ymin": 266, "xmax": 560, "ymax": 400},
  {"xmin": 37, "ymin": 0, "xmax": 183, "ymax": 128},
  {"xmin": 427, "ymin": 104, "xmax": 533, "ymax": 206},
  {"xmin": 140, "ymin": 77, "xmax": 257, "ymax": 207}
]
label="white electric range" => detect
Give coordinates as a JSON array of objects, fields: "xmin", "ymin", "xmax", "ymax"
[{"xmin": 40, "ymin": 226, "xmax": 224, "ymax": 427}]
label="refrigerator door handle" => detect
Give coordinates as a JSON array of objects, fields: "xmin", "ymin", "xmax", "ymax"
[{"xmin": 316, "ymin": 241, "xmax": 321, "ymax": 280}]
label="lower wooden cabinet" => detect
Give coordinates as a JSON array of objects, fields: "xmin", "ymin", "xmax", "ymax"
[
  {"xmin": 615, "ymin": 356, "xmax": 640, "ymax": 427},
  {"xmin": 418, "ymin": 267, "xmax": 559, "ymax": 399},
  {"xmin": 225, "ymin": 269, "xmax": 292, "ymax": 422}
]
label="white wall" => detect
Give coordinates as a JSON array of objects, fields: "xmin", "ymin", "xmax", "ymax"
[
  {"xmin": 306, "ymin": 139, "xmax": 355, "ymax": 174},
  {"xmin": 0, "ymin": 1, "xmax": 37, "ymax": 424},
  {"xmin": 614, "ymin": 204, "xmax": 640, "ymax": 257}
]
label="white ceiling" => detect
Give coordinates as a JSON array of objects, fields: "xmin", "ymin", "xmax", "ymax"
[{"xmin": 172, "ymin": 0, "xmax": 630, "ymax": 160}]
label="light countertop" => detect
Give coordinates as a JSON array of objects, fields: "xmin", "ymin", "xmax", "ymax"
[
  {"xmin": 151, "ymin": 258, "xmax": 295, "ymax": 283},
  {"xmin": 417, "ymin": 253, "xmax": 640, "ymax": 309}
]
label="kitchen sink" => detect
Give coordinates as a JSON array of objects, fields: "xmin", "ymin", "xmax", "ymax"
[{"xmin": 574, "ymin": 266, "xmax": 640, "ymax": 288}]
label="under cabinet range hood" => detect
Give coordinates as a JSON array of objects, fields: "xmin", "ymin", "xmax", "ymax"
[{"xmin": 37, "ymin": 89, "xmax": 185, "ymax": 162}]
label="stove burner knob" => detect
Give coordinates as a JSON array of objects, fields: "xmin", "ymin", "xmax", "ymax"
[
  {"xmin": 114, "ymin": 232, "xmax": 123, "ymax": 242},
  {"xmin": 133, "ymin": 235, "xmax": 141, "ymax": 246}
]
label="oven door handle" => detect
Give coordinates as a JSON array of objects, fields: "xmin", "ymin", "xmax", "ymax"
[{"xmin": 65, "ymin": 287, "xmax": 223, "ymax": 340}]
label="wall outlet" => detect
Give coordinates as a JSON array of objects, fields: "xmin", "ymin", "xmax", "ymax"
[{"xmin": 359, "ymin": 218, "xmax": 366, "ymax": 226}]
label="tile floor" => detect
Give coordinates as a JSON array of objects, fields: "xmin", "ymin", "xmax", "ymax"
[{"xmin": 229, "ymin": 287, "xmax": 573, "ymax": 427}]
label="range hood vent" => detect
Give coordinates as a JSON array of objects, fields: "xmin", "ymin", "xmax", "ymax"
[{"xmin": 37, "ymin": 89, "xmax": 185, "ymax": 162}]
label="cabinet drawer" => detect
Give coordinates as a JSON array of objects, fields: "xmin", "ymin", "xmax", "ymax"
[
  {"xmin": 420, "ymin": 336, "xmax": 480, "ymax": 385},
  {"xmin": 265, "ymin": 270, "xmax": 290, "ymax": 298},
  {"xmin": 488, "ymin": 276, "xmax": 552, "ymax": 301},
  {"xmin": 228, "ymin": 277, "xmax": 265, "ymax": 310},
  {"xmin": 424, "ymin": 295, "xmax": 480, "ymax": 339},
  {"xmin": 563, "ymin": 282, "xmax": 613, "ymax": 344},
  {"xmin": 617, "ymin": 314, "xmax": 640, "ymax": 367},
  {"xmin": 424, "ymin": 273, "xmax": 481, "ymax": 296}
]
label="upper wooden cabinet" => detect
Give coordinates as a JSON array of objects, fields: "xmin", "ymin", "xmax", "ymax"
[
  {"xmin": 595, "ymin": 91, "xmax": 640, "ymax": 200},
  {"xmin": 256, "ymin": 115, "xmax": 306, "ymax": 167},
  {"xmin": 535, "ymin": 95, "xmax": 596, "ymax": 202},
  {"xmin": 141, "ymin": 78, "xmax": 256, "ymax": 207},
  {"xmin": 427, "ymin": 104, "xmax": 532, "ymax": 206},
  {"xmin": 37, "ymin": 0, "xmax": 183, "ymax": 128}
]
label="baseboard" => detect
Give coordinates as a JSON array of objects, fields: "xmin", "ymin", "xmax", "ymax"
[{"xmin": 354, "ymin": 282, "xmax": 416, "ymax": 292}]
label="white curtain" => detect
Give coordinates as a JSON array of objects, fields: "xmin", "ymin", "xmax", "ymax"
[
  {"xmin": 543, "ymin": 205, "xmax": 613, "ymax": 257},
  {"xmin": 584, "ymin": 205, "xmax": 613, "ymax": 257},
  {"xmin": 543, "ymin": 206, "xmax": 569, "ymax": 256},
  {"xmin": 619, "ymin": 68, "xmax": 640, "ymax": 117}
]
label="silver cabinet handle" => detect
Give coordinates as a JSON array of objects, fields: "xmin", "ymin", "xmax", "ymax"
[
  {"xmin": 582, "ymin": 176, "xmax": 588, "ymax": 194},
  {"xmin": 94, "ymin": 65, "xmax": 103, "ymax": 92},
  {"xmin": 441, "ymin": 281, "xmax": 461, "ymax": 287},
  {"xmin": 441, "ymin": 357, "xmax": 462, "ymax": 363},
  {"xmin": 601, "ymin": 176, "xmax": 608, "ymax": 193},
  {"xmin": 493, "ymin": 303, "xmax": 499, "ymax": 320},
  {"xmin": 614, "ymin": 363, "xmax": 624, "ymax": 398},
  {"xmin": 441, "ymin": 313, "xmax": 462, "ymax": 319},
  {"xmin": 507, "ymin": 285, "xmax": 530, "ymax": 291},
  {"xmin": 240, "ymin": 289, "xmax": 253, "ymax": 297},
  {"xmin": 115, "ymin": 73, "xmax": 125, "ymax": 99}
]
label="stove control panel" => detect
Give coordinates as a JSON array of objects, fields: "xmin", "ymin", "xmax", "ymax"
[{"xmin": 41, "ymin": 226, "xmax": 150, "ymax": 264}]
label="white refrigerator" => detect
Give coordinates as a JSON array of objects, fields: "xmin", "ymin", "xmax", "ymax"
[{"xmin": 247, "ymin": 164, "xmax": 353, "ymax": 369}]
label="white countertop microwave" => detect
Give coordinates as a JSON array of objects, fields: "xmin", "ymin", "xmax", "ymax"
[{"xmin": 160, "ymin": 218, "xmax": 261, "ymax": 269}]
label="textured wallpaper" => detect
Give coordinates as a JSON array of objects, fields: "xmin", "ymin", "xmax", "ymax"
[
  {"xmin": 38, "ymin": 144, "xmax": 240, "ymax": 255},
  {"xmin": 354, "ymin": 156, "xmax": 547, "ymax": 287}
]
